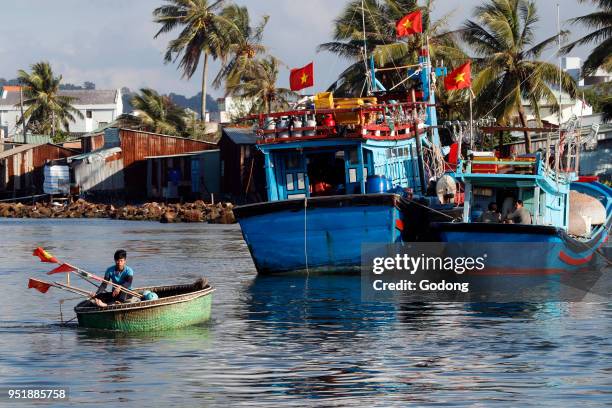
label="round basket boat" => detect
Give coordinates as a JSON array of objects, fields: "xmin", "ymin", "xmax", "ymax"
[{"xmin": 74, "ymin": 278, "xmax": 214, "ymax": 332}]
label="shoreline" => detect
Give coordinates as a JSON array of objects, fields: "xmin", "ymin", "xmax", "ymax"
[{"xmin": 0, "ymin": 199, "xmax": 236, "ymax": 223}]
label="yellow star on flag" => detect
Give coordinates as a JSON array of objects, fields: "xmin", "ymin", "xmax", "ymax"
[
  {"xmin": 454, "ymin": 72, "xmax": 466, "ymax": 84},
  {"xmin": 403, "ymin": 19, "xmax": 413, "ymax": 29},
  {"xmin": 300, "ymin": 72, "xmax": 309, "ymax": 84}
]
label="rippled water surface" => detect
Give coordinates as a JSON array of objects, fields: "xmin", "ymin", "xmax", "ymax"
[{"xmin": 1, "ymin": 218, "xmax": 611, "ymax": 407}]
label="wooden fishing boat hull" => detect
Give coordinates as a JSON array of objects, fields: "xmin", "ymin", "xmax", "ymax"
[
  {"xmin": 74, "ymin": 280, "xmax": 214, "ymax": 332},
  {"xmin": 429, "ymin": 181, "xmax": 611, "ymax": 276},
  {"xmin": 235, "ymin": 194, "xmax": 406, "ymax": 274}
]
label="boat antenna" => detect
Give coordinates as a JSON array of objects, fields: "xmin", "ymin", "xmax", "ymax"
[
  {"xmin": 361, "ymin": 0, "xmax": 372, "ymax": 95},
  {"xmin": 555, "ymin": 3, "xmax": 562, "ymax": 177}
]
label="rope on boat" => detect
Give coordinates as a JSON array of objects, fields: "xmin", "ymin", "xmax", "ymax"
[
  {"xmin": 401, "ymin": 197, "xmax": 458, "ymax": 221},
  {"xmin": 304, "ymin": 197, "xmax": 309, "ymax": 275}
]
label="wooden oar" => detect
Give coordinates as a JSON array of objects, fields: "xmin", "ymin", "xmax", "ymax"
[
  {"xmin": 29, "ymin": 277, "xmax": 91, "ymax": 296},
  {"xmin": 28, "ymin": 278, "xmax": 107, "ymax": 307},
  {"xmin": 48, "ymin": 263, "xmax": 142, "ymax": 299},
  {"xmin": 34, "ymin": 247, "xmax": 142, "ymax": 299}
]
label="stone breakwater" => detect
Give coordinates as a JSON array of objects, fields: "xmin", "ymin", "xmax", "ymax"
[{"xmin": 0, "ymin": 199, "xmax": 236, "ymax": 224}]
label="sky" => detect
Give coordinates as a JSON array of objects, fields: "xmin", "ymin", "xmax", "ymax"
[{"xmin": 0, "ymin": 0, "xmax": 599, "ymax": 98}]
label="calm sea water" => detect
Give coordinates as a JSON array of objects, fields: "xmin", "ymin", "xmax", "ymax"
[{"xmin": 0, "ymin": 218, "xmax": 611, "ymax": 407}]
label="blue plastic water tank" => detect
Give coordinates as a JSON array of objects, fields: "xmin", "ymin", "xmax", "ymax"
[{"xmin": 366, "ymin": 175, "xmax": 389, "ymax": 194}]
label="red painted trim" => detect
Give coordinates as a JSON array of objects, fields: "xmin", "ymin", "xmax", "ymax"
[
  {"xmin": 395, "ymin": 219, "xmax": 404, "ymax": 231},
  {"xmin": 559, "ymin": 251, "xmax": 593, "ymax": 266}
]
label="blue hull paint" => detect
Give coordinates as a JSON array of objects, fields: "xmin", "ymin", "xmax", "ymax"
[
  {"xmin": 237, "ymin": 196, "xmax": 402, "ymax": 274},
  {"xmin": 434, "ymin": 181, "xmax": 612, "ymax": 275}
]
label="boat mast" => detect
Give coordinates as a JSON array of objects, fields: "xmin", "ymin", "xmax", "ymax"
[
  {"xmin": 555, "ymin": 3, "xmax": 562, "ymax": 176},
  {"xmin": 361, "ymin": 0, "xmax": 372, "ymax": 95}
]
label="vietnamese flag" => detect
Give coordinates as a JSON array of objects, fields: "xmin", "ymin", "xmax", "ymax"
[
  {"xmin": 28, "ymin": 278, "xmax": 52, "ymax": 294},
  {"xmin": 396, "ymin": 11, "xmax": 423, "ymax": 37},
  {"xmin": 289, "ymin": 62, "xmax": 314, "ymax": 91},
  {"xmin": 444, "ymin": 61, "xmax": 472, "ymax": 91},
  {"xmin": 33, "ymin": 247, "xmax": 59, "ymax": 263},
  {"xmin": 47, "ymin": 263, "xmax": 77, "ymax": 275}
]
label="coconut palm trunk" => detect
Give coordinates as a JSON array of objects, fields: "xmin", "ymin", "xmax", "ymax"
[
  {"xmin": 517, "ymin": 104, "xmax": 531, "ymax": 153},
  {"xmin": 201, "ymin": 53, "xmax": 209, "ymax": 121}
]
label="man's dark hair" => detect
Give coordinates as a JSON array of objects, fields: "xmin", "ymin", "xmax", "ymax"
[
  {"xmin": 488, "ymin": 202, "xmax": 498, "ymax": 211},
  {"xmin": 517, "ymin": 200, "xmax": 524, "ymax": 206},
  {"xmin": 114, "ymin": 249, "xmax": 127, "ymax": 261}
]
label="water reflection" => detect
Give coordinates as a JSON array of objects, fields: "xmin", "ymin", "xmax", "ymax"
[{"xmin": 1, "ymin": 219, "xmax": 611, "ymax": 406}]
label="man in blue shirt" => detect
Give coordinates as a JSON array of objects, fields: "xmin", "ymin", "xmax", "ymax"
[{"xmin": 96, "ymin": 249, "xmax": 134, "ymax": 302}]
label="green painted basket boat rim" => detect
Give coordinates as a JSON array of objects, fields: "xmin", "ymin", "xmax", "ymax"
[{"xmin": 74, "ymin": 279, "xmax": 215, "ymax": 315}]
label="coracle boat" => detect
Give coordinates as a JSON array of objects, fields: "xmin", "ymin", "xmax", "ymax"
[{"xmin": 74, "ymin": 278, "xmax": 214, "ymax": 332}]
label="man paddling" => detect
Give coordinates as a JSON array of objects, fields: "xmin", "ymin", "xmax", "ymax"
[{"xmin": 96, "ymin": 250, "xmax": 134, "ymax": 303}]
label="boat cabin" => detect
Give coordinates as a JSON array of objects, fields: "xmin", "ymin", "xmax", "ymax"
[
  {"xmin": 457, "ymin": 152, "xmax": 576, "ymax": 230},
  {"xmin": 259, "ymin": 137, "xmax": 428, "ymax": 201}
]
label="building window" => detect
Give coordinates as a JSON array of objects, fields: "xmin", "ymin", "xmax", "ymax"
[{"xmin": 86, "ymin": 110, "xmax": 92, "ymax": 119}]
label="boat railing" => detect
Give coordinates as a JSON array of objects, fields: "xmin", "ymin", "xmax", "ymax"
[
  {"xmin": 461, "ymin": 155, "xmax": 540, "ymax": 176},
  {"xmin": 242, "ymin": 102, "xmax": 432, "ymax": 145}
]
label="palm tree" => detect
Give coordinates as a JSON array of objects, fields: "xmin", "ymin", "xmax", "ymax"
[
  {"xmin": 226, "ymin": 56, "xmax": 296, "ymax": 114},
  {"xmin": 461, "ymin": 0, "xmax": 578, "ymax": 152},
  {"xmin": 561, "ymin": 0, "xmax": 611, "ymax": 76},
  {"xmin": 130, "ymin": 88, "xmax": 187, "ymax": 135},
  {"xmin": 17, "ymin": 61, "xmax": 83, "ymax": 140},
  {"xmin": 153, "ymin": 0, "xmax": 236, "ymax": 121},
  {"xmin": 319, "ymin": 0, "xmax": 465, "ymax": 96},
  {"xmin": 212, "ymin": 5, "xmax": 269, "ymax": 93}
]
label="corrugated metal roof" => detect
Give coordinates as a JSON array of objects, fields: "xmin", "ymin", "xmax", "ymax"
[
  {"xmin": 11, "ymin": 134, "xmax": 52, "ymax": 144},
  {"xmin": 68, "ymin": 147, "xmax": 122, "ymax": 163},
  {"xmin": 222, "ymin": 127, "xmax": 259, "ymax": 145},
  {"xmin": 0, "ymin": 143, "xmax": 45, "ymax": 159},
  {"xmin": 145, "ymin": 149, "xmax": 220, "ymax": 159},
  {"xmin": 0, "ymin": 89, "xmax": 118, "ymax": 106}
]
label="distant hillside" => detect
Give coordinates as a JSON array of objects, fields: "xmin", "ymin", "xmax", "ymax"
[
  {"xmin": 1, "ymin": 77, "xmax": 218, "ymax": 118},
  {"xmin": 0, "ymin": 77, "xmax": 95, "ymax": 90},
  {"xmin": 121, "ymin": 87, "xmax": 218, "ymax": 117}
]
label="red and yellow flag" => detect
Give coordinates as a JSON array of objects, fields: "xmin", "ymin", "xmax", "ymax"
[
  {"xmin": 444, "ymin": 61, "xmax": 472, "ymax": 91},
  {"xmin": 47, "ymin": 263, "xmax": 77, "ymax": 275},
  {"xmin": 396, "ymin": 10, "xmax": 423, "ymax": 37},
  {"xmin": 32, "ymin": 247, "xmax": 59, "ymax": 263},
  {"xmin": 28, "ymin": 278, "xmax": 52, "ymax": 294},
  {"xmin": 289, "ymin": 62, "xmax": 314, "ymax": 91}
]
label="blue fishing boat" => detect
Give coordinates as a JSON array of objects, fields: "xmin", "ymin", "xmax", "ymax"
[
  {"xmin": 430, "ymin": 143, "xmax": 611, "ymax": 275},
  {"xmin": 235, "ymin": 50, "xmax": 457, "ymax": 274}
]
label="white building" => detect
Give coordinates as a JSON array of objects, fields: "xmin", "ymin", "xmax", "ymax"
[
  {"xmin": 523, "ymin": 91, "xmax": 593, "ymax": 126},
  {"xmin": 210, "ymin": 96, "xmax": 254, "ymax": 124},
  {"xmin": 562, "ymin": 57, "xmax": 612, "ymax": 86},
  {"xmin": 0, "ymin": 86, "xmax": 123, "ymax": 137}
]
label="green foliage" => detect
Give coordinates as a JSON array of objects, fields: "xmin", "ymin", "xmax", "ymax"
[
  {"xmin": 153, "ymin": 0, "xmax": 238, "ymax": 119},
  {"xmin": 226, "ymin": 56, "xmax": 297, "ymax": 114},
  {"xmin": 461, "ymin": 0, "xmax": 577, "ymax": 126},
  {"xmin": 319, "ymin": 0, "xmax": 466, "ymax": 96},
  {"xmin": 130, "ymin": 88, "xmax": 188, "ymax": 135},
  {"xmin": 213, "ymin": 5, "xmax": 269, "ymax": 94},
  {"xmin": 561, "ymin": 0, "xmax": 612, "ymax": 76},
  {"xmin": 17, "ymin": 61, "xmax": 83, "ymax": 137},
  {"xmin": 582, "ymin": 81, "xmax": 612, "ymax": 119}
]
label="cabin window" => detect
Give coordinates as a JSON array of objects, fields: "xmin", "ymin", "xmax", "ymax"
[
  {"xmin": 346, "ymin": 149, "xmax": 359, "ymax": 165},
  {"xmin": 286, "ymin": 174, "xmax": 294, "ymax": 191},
  {"xmin": 285, "ymin": 154, "xmax": 300, "ymax": 169},
  {"xmin": 363, "ymin": 167, "xmax": 368, "ymax": 178},
  {"xmin": 86, "ymin": 110, "xmax": 92, "ymax": 119},
  {"xmin": 297, "ymin": 173, "xmax": 305, "ymax": 190},
  {"xmin": 349, "ymin": 168, "xmax": 357, "ymax": 183}
]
